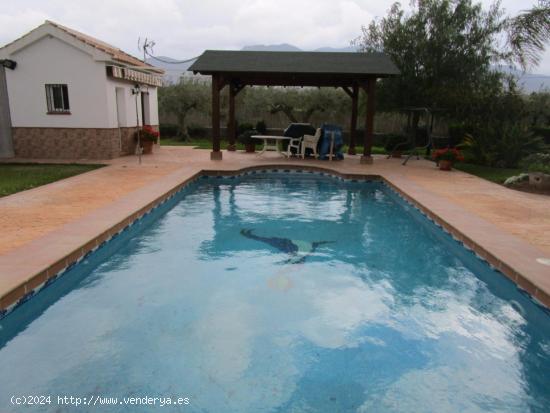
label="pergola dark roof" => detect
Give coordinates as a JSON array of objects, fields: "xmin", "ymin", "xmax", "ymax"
[
  {"xmin": 189, "ymin": 50, "xmax": 400, "ymax": 161},
  {"xmin": 190, "ymin": 50, "xmax": 399, "ymax": 77}
]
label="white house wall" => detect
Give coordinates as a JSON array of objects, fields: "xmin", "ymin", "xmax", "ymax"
[
  {"xmin": 105, "ymin": 79, "xmax": 139, "ymax": 128},
  {"xmin": 6, "ymin": 35, "xmax": 111, "ymax": 128},
  {"xmin": 147, "ymin": 87, "xmax": 159, "ymax": 125},
  {"xmin": 105, "ymin": 79, "xmax": 159, "ymax": 128}
]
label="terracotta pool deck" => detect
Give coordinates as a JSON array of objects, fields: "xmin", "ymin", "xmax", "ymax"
[{"xmin": 1, "ymin": 146, "xmax": 549, "ymax": 312}]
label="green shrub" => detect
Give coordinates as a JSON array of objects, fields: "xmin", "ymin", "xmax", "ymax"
[
  {"xmin": 237, "ymin": 122, "xmax": 255, "ymax": 136},
  {"xmin": 237, "ymin": 130, "xmax": 257, "ymax": 145},
  {"xmin": 448, "ymin": 122, "xmax": 466, "ymax": 146},
  {"xmin": 461, "ymin": 123, "xmax": 545, "ymax": 168},
  {"xmin": 532, "ymin": 126, "xmax": 550, "ymax": 144},
  {"xmin": 384, "ymin": 134, "xmax": 412, "ymax": 152},
  {"xmin": 372, "ymin": 132, "xmax": 386, "ymax": 147},
  {"xmin": 414, "ymin": 127, "xmax": 429, "ymax": 147},
  {"xmin": 159, "ymin": 123, "xmax": 179, "ymax": 137},
  {"xmin": 236, "ymin": 122, "xmax": 257, "ymax": 145},
  {"xmin": 187, "ymin": 124, "xmax": 208, "ymax": 138},
  {"xmin": 255, "ymin": 120, "xmax": 268, "ymax": 135},
  {"xmin": 520, "ymin": 153, "xmax": 550, "ymax": 174},
  {"xmin": 369, "ymin": 132, "xmax": 396, "ymax": 147}
]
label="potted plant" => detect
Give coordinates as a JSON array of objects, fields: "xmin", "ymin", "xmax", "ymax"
[
  {"xmin": 136, "ymin": 125, "xmax": 160, "ymax": 154},
  {"xmin": 432, "ymin": 147, "xmax": 464, "ymax": 170},
  {"xmin": 237, "ymin": 122, "xmax": 256, "ymax": 153},
  {"xmin": 239, "ymin": 130, "xmax": 258, "ymax": 153}
]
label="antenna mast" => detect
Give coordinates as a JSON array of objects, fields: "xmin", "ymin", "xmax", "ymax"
[{"xmin": 138, "ymin": 37, "xmax": 156, "ymax": 63}]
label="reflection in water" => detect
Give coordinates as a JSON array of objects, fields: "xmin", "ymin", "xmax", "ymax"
[{"xmin": 0, "ymin": 175, "xmax": 549, "ymax": 413}]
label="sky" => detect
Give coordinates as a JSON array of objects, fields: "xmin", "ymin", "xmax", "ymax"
[{"xmin": 1, "ymin": 0, "xmax": 549, "ymax": 74}]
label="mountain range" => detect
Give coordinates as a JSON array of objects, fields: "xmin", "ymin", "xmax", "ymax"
[{"xmin": 147, "ymin": 44, "xmax": 550, "ymax": 92}]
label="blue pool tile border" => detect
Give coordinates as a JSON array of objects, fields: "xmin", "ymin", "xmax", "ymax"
[
  {"xmin": 1, "ymin": 166, "xmax": 548, "ymax": 320},
  {"xmin": 382, "ymin": 180, "xmax": 550, "ymax": 314}
]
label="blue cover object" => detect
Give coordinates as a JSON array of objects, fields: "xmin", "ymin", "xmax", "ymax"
[{"xmin": 319, "ymin": 124, "xmax": 344, "ymax": 160}]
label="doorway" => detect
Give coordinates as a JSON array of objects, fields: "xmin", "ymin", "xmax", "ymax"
[{"xmin": 140, "ymin": 92, "xmax": 150, "ymax": 126}]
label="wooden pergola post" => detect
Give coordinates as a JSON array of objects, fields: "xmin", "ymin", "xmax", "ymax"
[
  {"xmin": 226, "ymin": 83, "xmax": 245, "ymax": 151},
  {"xmin": 349, "ymin": 84, "xmax": 359, "ymax": 155},
  {"xmin": 341, "ymin": 84, "xmax": 359, "ymax": 155},
  {"xmin": 227, "ymin": 83, "xmax": 236, "ymax": 151},
  {"xmin": 361, "ymin": 77, "xmax": 376, "ymax": 164},
  {"xmin": 211, "ymin": 74, "xmax": 222, "ymax": 160}
]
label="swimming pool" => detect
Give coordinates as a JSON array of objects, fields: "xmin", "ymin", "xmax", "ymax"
[{"xmin": 1, "ymin": 172, "xmax": 549, "ymax": 412}]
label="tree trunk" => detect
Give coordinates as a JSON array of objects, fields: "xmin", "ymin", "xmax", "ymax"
[{"xmin": 177, "ymin": 110, "xmax": 191, "ymax": 140}]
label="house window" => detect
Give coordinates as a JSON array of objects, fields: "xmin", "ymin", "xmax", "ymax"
[{"xmin": 45, "ymin": 84, "xmax": 70, "ymax": 113}]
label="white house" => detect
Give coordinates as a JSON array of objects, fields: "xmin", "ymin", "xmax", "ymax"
[{"xmin": 0, "ymin": 21, "xmax": 164, "ymax": 159}]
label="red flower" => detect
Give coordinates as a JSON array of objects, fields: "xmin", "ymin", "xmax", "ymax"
[
  {"xmin": 432, "ymin": 148, "xmax": 463, "ymax": 162},
  {"xmin": 139, "ymin": 125, "xmax": 160, "ymax": 141}
]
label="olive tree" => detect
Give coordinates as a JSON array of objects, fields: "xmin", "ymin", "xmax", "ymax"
[{"xmin": 158, "ymin": 79, "xmax": 209, "ymax": 138}]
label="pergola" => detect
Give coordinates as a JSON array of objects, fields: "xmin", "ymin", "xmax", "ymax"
[{"xmin": 189, "ymin": 50, "xmax": 399, "ymax": 162}]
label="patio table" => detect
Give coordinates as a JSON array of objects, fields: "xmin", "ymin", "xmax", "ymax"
[{"xmin": 251, "ymin": 135, "xmax": 292, "ymax": 157}]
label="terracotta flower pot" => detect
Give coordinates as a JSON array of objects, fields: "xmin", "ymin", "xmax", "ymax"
[
  {"xmin": 439, "ymin": 160, "xmax": 452, "ymax": 170},
  {"xmin": 141, "ymin": 140, "xmax": 154, "ymax": 154},
  {"xmin": 245, "ymin": 143, "xmax": 256, "ymax": 153}
]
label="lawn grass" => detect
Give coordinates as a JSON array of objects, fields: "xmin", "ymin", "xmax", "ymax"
[
  {"xmin": 160, "ymin": 137, "xmax": 201, "ymax": 147},
  {"xmin": 161, "ymin": 137, "xmax": 246, "ymax": 150},
  {"xmin": 343, "ymin": 145, "xmax": 387, "ymax": 155},
  {"xmin": 161, "ymin": 137, "xmax": 389, "ymax": 154},
  {"xmin": 0, "ymin": 163, "xmax": 104, "ymax": 197},
  {"xmin": 453, "ymin": 162, "xmax": 521, "ymax": 184}
]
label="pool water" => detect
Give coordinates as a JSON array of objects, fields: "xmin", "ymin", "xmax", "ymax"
[{"xmin": 1, "ymin": 173, "xmax": 549, "ymax": 412}]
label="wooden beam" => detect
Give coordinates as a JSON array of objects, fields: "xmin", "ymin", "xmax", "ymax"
[
  {"xmin": 223, "ymin": 72, "xmax": 366, "ymax": 88},
  {"xmin": 234, "ymin": 84, "xmax": 245, "ymax": 96},
  {"xmin": 227, "ymin": 83, "xmax": 236, "ymax": 151},
  {"xmin": 240, "ymin": 79, "xmax": 356, "ymax": 87},
  {"xmin": 211, "ymin": 74, "xmax": 222, "ymax": 160},
  {"xmin": 361, "ymin": 77, "xmax": 376, "ymax": 163},
  {"xmin": 341, "ymin": 86, "xmax": 353, "ymax": 98},
  {"xmin": 348, "ymin": 84, "xmax": 358, "ymax": 155},
  {"xmin": 217, "ymin": 75, "xmax": 227, "ymax": 91}
]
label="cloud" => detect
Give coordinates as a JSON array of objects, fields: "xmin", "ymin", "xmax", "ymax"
[
  {"xmin": 0, "ymin": 8, "xmax": 50, "ymax": 44},
  {"xmin": 0, "ymin": 0, "xmax": 374, "ymax": 57},
  {"xmin": 0, "ymin": 0, "xmax": 548, "ymax": 74}
]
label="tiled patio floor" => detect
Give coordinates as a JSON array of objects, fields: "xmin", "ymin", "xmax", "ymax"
[{"xmin": 1, "ymin": 146, "xmax": 549, "ymax": 310}]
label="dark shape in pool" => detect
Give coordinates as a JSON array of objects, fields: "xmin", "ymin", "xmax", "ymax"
[{"xmin": 240, "ymin": 228, "xmax": 333, "ymax": 263}]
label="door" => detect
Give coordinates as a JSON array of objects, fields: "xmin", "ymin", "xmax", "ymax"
[{"xmin": 140, "ymin": 92, "xmax": 150, "ymax": 126}]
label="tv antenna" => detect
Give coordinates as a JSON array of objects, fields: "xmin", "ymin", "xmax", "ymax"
[
  {"xmin": 138, "ymin": 37, "xmax": 199, "ymax": 64},
  {"xmin": 138, "ymin": 37, "xmax": 156, "ymax": 62}
]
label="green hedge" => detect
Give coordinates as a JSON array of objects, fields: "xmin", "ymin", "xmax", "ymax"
[
  {"xmin": 187, "ymin": 125, "xmax": 208, "ymax": 138},
  {"xmin": 532, "ymin": 126, "xmax": 550, "ymax": 144},
  {"xmin": 159, "ymin": 124, "xmax": 179, "ymax": 137}
]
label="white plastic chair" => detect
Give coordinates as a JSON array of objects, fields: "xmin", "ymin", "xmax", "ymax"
[
  {"xmin": 286, "ymin": 137, "xmax": 302, "ymax": 157},
  {"xmin": 301, "ymin": 128, "xmax": 322, "ymax": 159}
]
